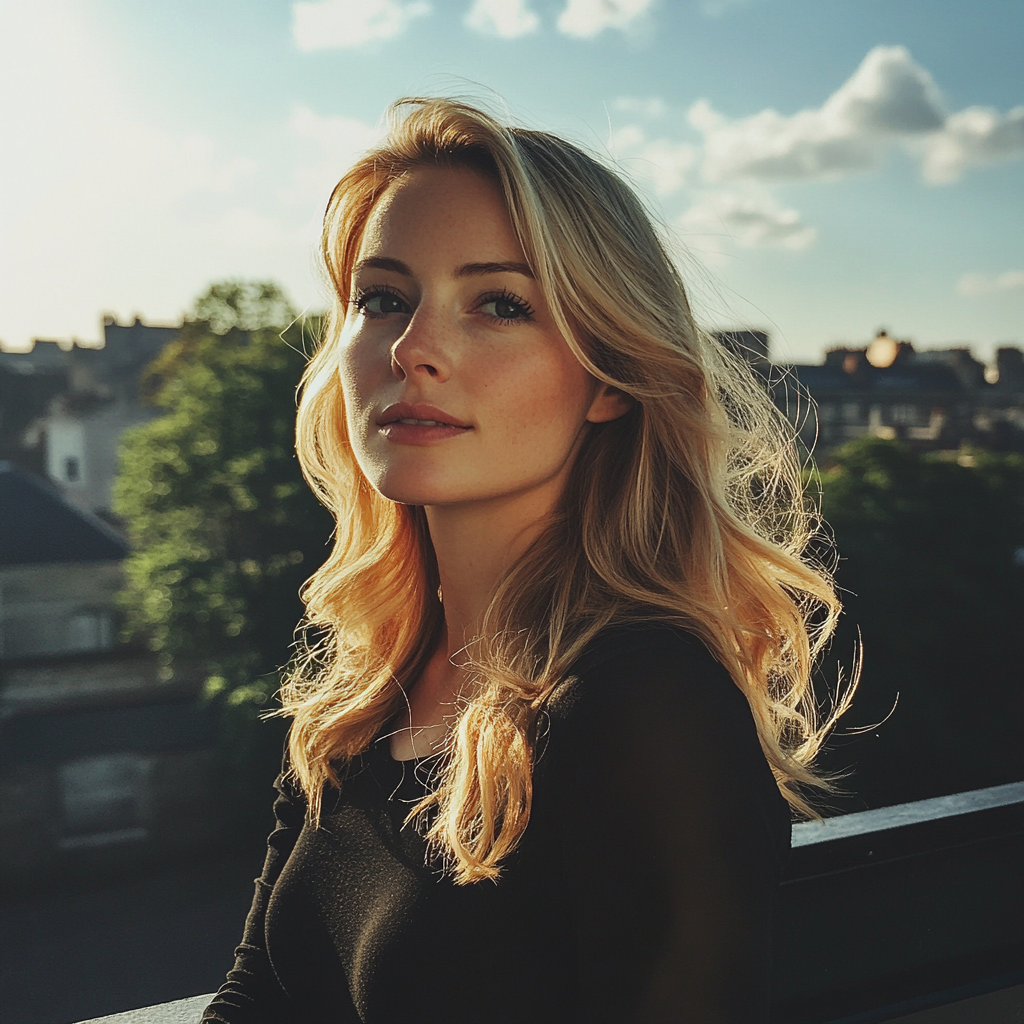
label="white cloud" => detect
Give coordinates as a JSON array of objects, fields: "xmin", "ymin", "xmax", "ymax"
[
  {"xmin": 635, "ymin": 139, "xmax": 698, "ymax": 194},
  {"xmin": 823, "ymin": 45, "xmax": 944, "ymax": 134},
  {"xmin": 286, "ymin": 105, "xmax": 384, "ymax": 210},
  {"xmin": 679, "ymin": 192, "xmax": 817, "ymax": 250},
  {"xmin": 608, "ymin": 124, "xmax": 646, "ymax": 151},
  {"xmin": 608, "ymin": 124, "xmax": 696, "ymax": 194},
  {"xmin": 956, "ymin": 270, "xmax": 1024, "ymax": 297},
  {"xmin": 689, "ymin": 96, "xmax": 880, "ymax": 181},
  {"xmin": 691, "ymin": 46, "xmax": 944, "ymax": 183},
  {"xmin": 687, "ymin": 45, "xmax": 1024, "ymax": 186},
  {"xmin": 612, "ymin": 96, "xmax": 668, "ymax": 120},
  {"xmin": 290, "ymin": 105, "xmax": 382, "ymax": 160},
  {"xmin": 291, "ymin": 0, "xmax": 430, "ymax": 51},
  {"xmin": 465, "ymin": 0, "xmax": 539, "ymax": 38},
  {"xmin": 920, "ymin": 106, "xmax": 1024, "ymax": 184},
  {"xmin": 557, "ymin": 0, "xmax": 654, "ymax": 38}
]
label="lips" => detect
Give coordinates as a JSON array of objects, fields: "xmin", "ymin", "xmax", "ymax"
[
  {"xmin": 378, "ymin": 402, "xmax": 471, "ymax": 429},
  {"xmin": 376, "ymin": 402, "xmax": 472, "ymax": 446}
]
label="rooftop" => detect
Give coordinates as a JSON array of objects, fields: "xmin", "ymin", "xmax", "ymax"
[{"xmin": 0, "ymin": 462, "xmax": 128, "ymax": 566}]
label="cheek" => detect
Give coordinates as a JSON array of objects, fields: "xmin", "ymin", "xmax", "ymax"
[
  {"xmin": 336, "ymin": 343, "xmax": 386, "ymax": 482},
  {"xmin": 336, "ymin": 343, "xmax": 360, "ymax": 407},
  {"xmin": 538, "ymin": 347, "xmax": 595, "ymax": 427},
  {"xmin": 337, "ymin": 330, "xmax": 383, "ymax": 423},
  {"xmin": 486, "ymin": 345, "xmax": 595, "ymax": 442}
]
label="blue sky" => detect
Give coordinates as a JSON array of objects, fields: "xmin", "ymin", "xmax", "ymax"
[{"xmin": 1, "ymin": 0, "xmax": 1021, "ymax": 362}]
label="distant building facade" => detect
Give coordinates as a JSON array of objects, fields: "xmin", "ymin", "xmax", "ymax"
[
  {"xmin": 0, "ymin": 316, "xmax": 179, "ymax": 520},
  {"xmin": 0, "ymin": 464, "xmax": 227, "ymax": 884},
  {"xmin": 771, "ymin": 331, "xmax": 1024, "ymax": 455},
  {"xmin": 715, "ymin": 328, "xmax": 770, "ymax": 364}
]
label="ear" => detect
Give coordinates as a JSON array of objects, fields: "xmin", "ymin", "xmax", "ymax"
[{"xmin": 586, "ymin": 383, "xmax": 634, "ymax": 424}]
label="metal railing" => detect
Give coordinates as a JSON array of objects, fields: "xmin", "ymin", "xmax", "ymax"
[{"xmin": 775, "ymin": 781, "xmax": 1024, "ymax": 1023}]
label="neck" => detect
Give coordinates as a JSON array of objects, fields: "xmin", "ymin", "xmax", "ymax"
[
  {"xmin": 425, "ymin": 479, "xmax": 562, "ymax": 663},
  {"xmin": 389, "ymin": 477, "xmax": 567, "ymax": 760}
]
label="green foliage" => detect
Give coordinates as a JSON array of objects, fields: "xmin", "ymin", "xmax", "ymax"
[
  {"xmin": 114, "ymin": 281, "xmax": 332, "ymax": 831},
  {"xmin": 191, "ymin": 279, "xmax": 297, "ymax": 336},
  {"xmin": 816, "ymin": 437, "xmax": 1024, "ymax": 809},
  {"xmin": 202, "ymin": 675, "xmax": 290, "ymax": 833}
]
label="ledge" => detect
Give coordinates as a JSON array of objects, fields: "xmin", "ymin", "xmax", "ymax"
[
  {"xmin": 80, "ymin": 994, "xmax": 212, "ymax": 1024},
  {"xmin": 791, "ymin": 781, "xmax": 1024, "ymax": 847},
  {"xmin": 775, "ymin": 780, "xmax": 1024, "ymax": 1023}
]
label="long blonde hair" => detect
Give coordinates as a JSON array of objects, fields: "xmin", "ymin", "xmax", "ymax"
[{"xmin": 282, "ymin": 97, "xmax": 849, "ymax": 883}]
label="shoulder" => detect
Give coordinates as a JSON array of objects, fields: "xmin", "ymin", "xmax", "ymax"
[
  {"xmin": 546, "ymin": 621, "xmax": 748, "ymax": 732},
  {"xmin": 539, "ymin": 621, "xmax": 791, "ymax": 862},
  {"xmin": 572, "ymin": 620, "xmax": 717, "ymax": 670}
]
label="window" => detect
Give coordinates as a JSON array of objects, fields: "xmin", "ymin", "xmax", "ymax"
[
  {"xmin": 58, "ymin": 754, "xmax": 154, "ymax": 849},
  {"xmin": 46, "ymin": 420, "xmax": 86, "ymax": 486},
  {"xmin": 66, "ymin": 610, "xmax": 114, "ymax": 652},
  {"xmin": 890, "ymin": 404, "xmax": 922, "ymax": 426}
]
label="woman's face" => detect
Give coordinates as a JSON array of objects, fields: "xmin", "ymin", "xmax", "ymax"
[{"xmin": 338, "ymin": 165, "xmax": 627, "ymax": 509}]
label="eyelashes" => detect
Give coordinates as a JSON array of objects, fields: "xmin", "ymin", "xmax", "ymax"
[
  {"xmin": 351, "ymin": 285, "xmax": 536, "ymax": 324},
  {"xmin": 352, "ymin": 285, "xmax": 409, "ymax": 319},
  {"xmin": 478, "ymin": 289, "xmax": 535, "ymax": 323}
]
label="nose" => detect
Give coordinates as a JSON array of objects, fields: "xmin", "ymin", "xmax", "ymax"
[{"xmin": 389, "ymin": 306, "xmax": 452, "ymax": 383}]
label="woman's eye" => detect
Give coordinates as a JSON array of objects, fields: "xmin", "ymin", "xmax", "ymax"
[
  {"xmin": 357, "ymin": 290, "xmax": 409, "ymax": 317},
  {"xmin": 480, "ymin": 295, "xmax": 533, "ymax": 322}
]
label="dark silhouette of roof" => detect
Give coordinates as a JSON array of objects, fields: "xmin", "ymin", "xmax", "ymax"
[
  {"xmin": 0, "ymin": 462, "xmax": 129, "ymax": 566},
  {"xmin": 784, "ymin": 360, "xmax": 964, "ymax": 394}
]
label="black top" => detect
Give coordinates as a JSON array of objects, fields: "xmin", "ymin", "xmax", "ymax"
[{"xmin": 203, "ymin": 624, "xmax": 791, "ymax": 1024}]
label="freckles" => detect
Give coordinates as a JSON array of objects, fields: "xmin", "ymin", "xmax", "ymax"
[{"xmin": 482, "ymin": 348, "xmax": 588, "ymax": 444}]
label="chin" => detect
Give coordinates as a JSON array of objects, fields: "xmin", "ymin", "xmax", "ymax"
[{"xmin": 372, "ymin": 470, "xmax": 462, "ymax": 507}]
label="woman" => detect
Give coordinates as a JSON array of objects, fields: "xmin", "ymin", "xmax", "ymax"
[{"xmin": 203, "ymin": 97, "xmax": 845, "ymax": 1024}]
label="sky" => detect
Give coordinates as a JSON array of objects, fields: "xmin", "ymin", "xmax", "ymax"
[{"xmin": 0, "ymin": 0, "xmax": 1021, "ymax": 363}]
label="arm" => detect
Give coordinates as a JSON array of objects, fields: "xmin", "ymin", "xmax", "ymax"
[
  {"xmin": 201, "ymin": 770, "xmax": 307, "ymax": 1024},
  {"xmin": 549, "ymin": 633, "xmax": 790, "ymax": 1023}
]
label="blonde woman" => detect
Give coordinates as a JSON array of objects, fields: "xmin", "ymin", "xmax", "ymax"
[{"xmin": 204, "ymin": 98, "xmax": 844, "ymax": 1024}]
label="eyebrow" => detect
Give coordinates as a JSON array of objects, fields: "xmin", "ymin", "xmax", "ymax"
[
  {"xmin": 354, "ymin": 256, "xmax": 412, "ymax": 275},
  {"xmin": 353, "ymin": 256, "xmax": 534, "ymax": 279},
  {"xmin": 456, "ymin": 261, "xmax": 534, "ymax": 279}
]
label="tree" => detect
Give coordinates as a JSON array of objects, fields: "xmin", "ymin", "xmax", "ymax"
[
  {"xmin": 114, "ymin": 281, "xmax": 333, "ymax": 830},
  {"xmin": 815, "ymin": 437, "xmax": 1024, "ymax": 810}
]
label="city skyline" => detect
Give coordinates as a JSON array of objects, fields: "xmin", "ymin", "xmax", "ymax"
[{"xmin": 1, "ymin": 0, "xmax": 1021, "ymax": 362}]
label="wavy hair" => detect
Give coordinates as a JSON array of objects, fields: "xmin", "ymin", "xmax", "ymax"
[{"xmin": 281, "ymin": 97, "xmax": 851, "ymax": 883}]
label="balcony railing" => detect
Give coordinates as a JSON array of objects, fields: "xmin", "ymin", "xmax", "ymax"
[
  {"xmin": 78, "ymin": 780, "xmax": 1024, "ymax": 1024},
  {"xmin": 776, "ymin": 780, "xmax": 1024, "ymax": 1023}
]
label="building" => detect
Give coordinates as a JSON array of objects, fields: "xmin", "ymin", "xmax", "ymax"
[
  {"xmin": 0, "ymin": 464, "xmax": 227, "ymax": 884},
  {"xmin": 715, "ymin": 328, "xmax": 770, "ymax": 364},
  {"xmin": 774, "ymin": 331, "xmax": 1024, "ymax": 455},
  {"xmin": 0, "ymin": 316, "xmax": 179, "ymax": 520},
  {"xmin": 0, "ymin": 461, "xmax": 128, "ymax": 659}
]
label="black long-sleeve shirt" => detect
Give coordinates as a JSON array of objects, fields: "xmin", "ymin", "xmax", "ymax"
[{"xmin": 203, "ymin": 623, "xmax": 791, "ymax": 1024}]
